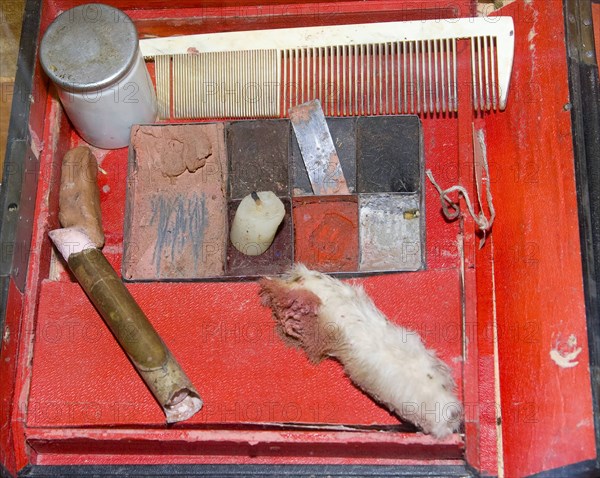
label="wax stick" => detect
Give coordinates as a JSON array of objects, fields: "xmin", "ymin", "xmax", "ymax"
[{"xmin": 230, "ymin": 191, "xmax": 285, "ymax": 256}]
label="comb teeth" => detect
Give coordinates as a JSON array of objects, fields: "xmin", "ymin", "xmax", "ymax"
[
  {"xmin": 164, "ymin": 50, "xmax": 281, "ymax": 119},
  {"xmin": 146, "ymin": 18, "xmax": 514, "ymax": 120},
  {"xmin": 156, "ymin": 37, "xmax": 501, "ymax": 119},
  {"xmin": 155, "ymin": 55, "xmax": 171, "ymax": 118},
  {"xmin": 470, "ymin": 35, "xmax": 499, "ymax": 113},
  {"xmin": 281, "ymin": 40, "xmax": 461, "ymax": 117}
]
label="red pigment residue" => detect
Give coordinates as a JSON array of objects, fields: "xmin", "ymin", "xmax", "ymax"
[
  {"xmin": 123, "ymin": 124, "xmax": 227, "ymax": 280},
  {"xmin": 293, "ymin": 196, "xmax": 358, "ymax": 272},
  {"xmin": 258, "ymin": 278, "xmax": 330, "ymax": 363}
]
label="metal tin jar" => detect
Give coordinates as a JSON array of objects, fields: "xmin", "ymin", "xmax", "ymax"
[{"xmin": 40, "ymin": 4, "xmax": 157, "ymax": 149}]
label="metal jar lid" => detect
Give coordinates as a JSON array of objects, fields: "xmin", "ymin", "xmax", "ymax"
[{"xmin": 40, "ymin": 4, "xmax": 139, "ymax": 92}]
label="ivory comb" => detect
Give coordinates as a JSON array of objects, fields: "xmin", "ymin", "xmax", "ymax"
[{"xmin": 140, "ymin": 17, "xmax": 515, "ymax": 119}]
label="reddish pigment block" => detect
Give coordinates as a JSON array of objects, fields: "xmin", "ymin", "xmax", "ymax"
[
  {"xmin": 292, "ymin": 196, "xmax": 359, "ymax": 272},
  {"xmin": 123, "ymin": 123, "xmax": 228, "ymax": 281}
]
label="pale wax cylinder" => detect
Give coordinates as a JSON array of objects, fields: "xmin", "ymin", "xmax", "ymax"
[{"xmin": 230, "ymin": 191, "xmax": 285, "ymax": 256}]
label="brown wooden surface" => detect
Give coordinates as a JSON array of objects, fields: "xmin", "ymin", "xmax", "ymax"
[
  {"xmin": 0, "ymin": 79, "xmax": 12, "ymax": 175},
  {"xmin": 0, "ymin": 0, "xmax": 25, "ymax": 180}
]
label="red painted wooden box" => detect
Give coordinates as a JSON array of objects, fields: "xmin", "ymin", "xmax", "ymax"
[{"xmin": 1, "ymin": 1, "xmax": 599, "ymax": 477}]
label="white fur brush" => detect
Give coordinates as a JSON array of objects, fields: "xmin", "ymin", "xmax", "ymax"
[{"xmin": 259, "ymin": 264, "xmax": 462, "ymax": 438}]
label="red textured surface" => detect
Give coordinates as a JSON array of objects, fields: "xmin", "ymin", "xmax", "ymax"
[
  {"xmin": 292, "ymin": 196, "xmax": 359, "ymax": 272},
  {"xmin": 483, "ymin": 1, "xmax": 596, "ymax": 476},
  {"xmin": 42, "ymin": 1, "xmax": 476, "ymax": 40},
  {"xmin": 29, "ymin": 270, "xmax": 462, "ymax": 428},
  {"xmin": 26, "ymin": 428, "xmax": 464, "ymax": 465},
  {"xmin": 3, "ymin": 93, "xmax": 72, "ymax": 473},
  {"xmin": 0, "ymin": 280, "xmax": 23, "ymax": 475},
  {"xmin": 454, "ymin": 39, "xmax": 482, "ymax": 473},
  {"xmin": 12, "ymin": 0, "xmax": 471, "ymax": 465},
  {"xmin": 25, "ymin": 83, "xmax": 466, "ymax": 454},
  {"xmin": 2, "ymin": 0, "xmax": 595, "ymax": 476},
  {"xmin": 472, "ymin": 115, "xmax": 500, "ymax": 476}
]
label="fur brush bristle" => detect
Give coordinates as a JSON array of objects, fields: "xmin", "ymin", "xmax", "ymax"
[{"xmin": 259, "ymin": 264, "xmax": 462, "ymax": 439}]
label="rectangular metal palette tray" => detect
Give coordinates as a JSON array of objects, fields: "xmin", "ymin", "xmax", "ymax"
[{"xmin": 123, "ymin": 116, "xmax": 424, "ymax": 281}]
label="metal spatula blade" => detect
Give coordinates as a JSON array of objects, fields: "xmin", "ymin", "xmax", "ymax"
[{"xmin": 289, "ymin": 99, "xmax": 350, "ymax": 196}]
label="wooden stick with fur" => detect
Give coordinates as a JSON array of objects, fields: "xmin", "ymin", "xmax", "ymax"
[{"xmin": 259, "ymin": 264, "xmax": 462, "ymax": 438}]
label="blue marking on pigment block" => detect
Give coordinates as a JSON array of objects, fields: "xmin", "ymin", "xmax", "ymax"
[{"xmin": 150, "ymin": 192, "xmax": 208, "ymax": 277}]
